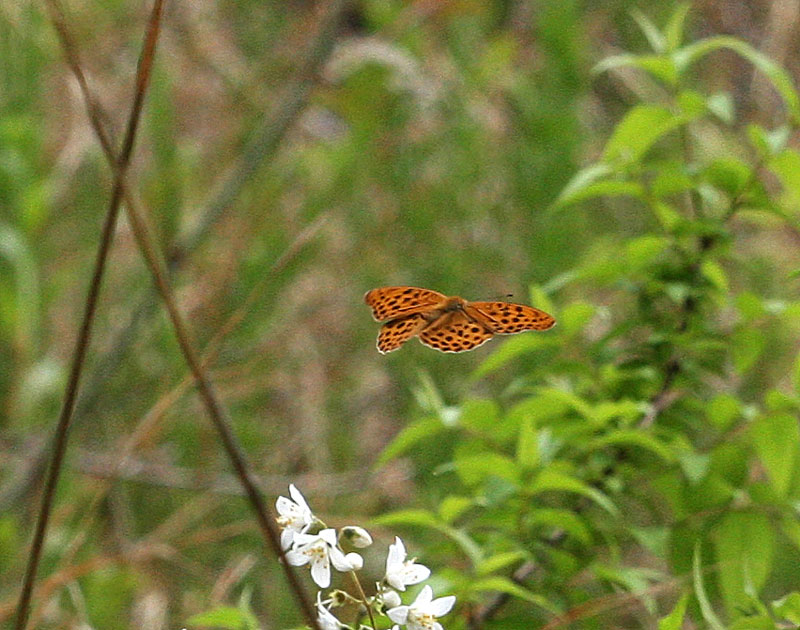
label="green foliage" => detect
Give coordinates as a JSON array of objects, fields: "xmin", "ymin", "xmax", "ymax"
[{"xmin": 374, "ymin": 4, "xmax": 800, "ymax": 627}]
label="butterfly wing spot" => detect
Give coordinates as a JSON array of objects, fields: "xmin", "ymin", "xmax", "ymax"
[
  {"xmin": 377, "ymin": 314, "xmax": 426, "ymax": 353},
  {"xmin": 418, "ymin": 312, "xmax": 493, "ymax": 353},
  {"xmin": 364, "ymin": 286, "xmax": 447, "ymax": 321},
  {"xmin": 467, "ymin": 301, "xmax": 555, "ymax": 334}
]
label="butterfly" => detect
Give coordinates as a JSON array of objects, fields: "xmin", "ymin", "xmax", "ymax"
[{"xmin": 364, "ymin": 286, "xmax": 555, "ymax": 353}]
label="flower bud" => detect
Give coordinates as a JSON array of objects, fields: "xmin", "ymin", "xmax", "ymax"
[
  {"xmin": 344, "ymin": 552, "xmax": 364, "ymax": 571},
  {"xmin": 340, "ymin": 525, "xmax": 373, "ymax": 548},
  {"xmin": 382, "ymin": 589, "xmax": 402, "ymax": 609}
]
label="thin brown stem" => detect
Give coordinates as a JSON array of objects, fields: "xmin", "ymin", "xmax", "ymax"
[
  {"xmin": 349, "ymin": 571, "xmax": 377, "ymax": 630},
  {"xmin": 73, "ymin": 0, "xmax": 347, "ymax": 424},
  {"xmin": 14, "ymin": 2, "xmax": 165, "ymax": 629},
  {"xmin": 45, "ymin": 3, "xmax": 323, "ymax": 628}
]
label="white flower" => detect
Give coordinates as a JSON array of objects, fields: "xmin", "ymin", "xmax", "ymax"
[
  {"xmin": 385, "ymin": 537, "xmax": 431, "ymax": 591},
  {"xmin": 285, "ymin": 529, "xmax": 361, "ymax": 588},
  {"xmin": 387, "ymin": 585, "xmax": 456, "ymax": 630},
  {"xmin": 276, "ymin": 484, "xmax": 314, "ymax": 550},
  {"xmin": 340, "ymin": 525, "xmax": 373, "ymax": 548},
  {"xmin": 316, "ymin": 593, "xmax": 344, "ymax": 630}
]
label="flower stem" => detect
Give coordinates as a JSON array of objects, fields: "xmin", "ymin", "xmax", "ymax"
[{"xmin": 349, "ymin": 571, "xmax": 378, "ymax": 630}]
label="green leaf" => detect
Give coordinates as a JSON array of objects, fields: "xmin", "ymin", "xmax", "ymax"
[
  {"xmin": 186, "ymin": 606, "xmax": 257, "ymax": 630},
  {"xmin": 371, "ymin": 509, "xmax": 484, "ymax": 565},
  {"xmin": 748, "ymin": 124, "xmax": 790, "ymax": 157},
  {"xmin": 625, "ymin": 236, "xmax": 670, "ymax": 272},
  {"xmin": 675, "ymin": 37, "xmax": 800, "ymax": 123},
  {"xmin": 555, "ymin": 163, "xmax": 613, "ymax": 206},
  {"xmin": 701, "ymin": 260, "xmax": 729, "ymax": 294},
  {"xmin": 772, "ymin": 592, "xmax": 800, "ymax": 625},
  {"xmin": 751, "ymin": 412, "xmax": 799, "ymax": 497},
  {"xmin": 454, "ymin": 452, "xmax": 521, "ymax": 487},
  {"xmin": 713, "ymin": 511, "xmax": 776, "ymax": 616},
  {"xmin": 459, "ymin": 398, "xmax": 501, "ymax": 435},
  {"xmin": 526, "ymin": 508, "xmax": 592, "ymax": 545},
  {"xmin": 794, "ymin": 350, "xmax": 800, "ymax": 393},
  {"xmin": 731, "ymin": 327, "xmax": 765, "ymax": 373},
  {"xmin": 0, "ymin": 223, "xmax": 40, "ymax": 355},
  {"xmin": 736, "ymin": 292, "xmax": 766, "ymax": 321},
  {"xmin": 555, "ymin": 164, "xmax": 645, "ymax": 206},
  {"xmin": 471, "ymin": 333, "xmax": 558, "ymax": 378},
  {"xmin": 704, "ymin": 157, "xmax": 752, "ymax": 197},
  {"xmin": 506, "ymin": 393, "xmax": 572, "ymax": 426},
  {"xmin": 677, "ymin": 89, "xmax": 708, "ymax": 118},
  {"xmin": 693, "ymin": 543, "xmax": 726, "ymax": 630},
  {"xmin": 602, "ymin": 105, "xmax": 686, "ymax": 166},
  {"xmin": 558, "ymin": 302, "xmax": 595, "ymax": 336},
  {"xmin": 467, "ymin": 576, "xmax": 561, "ymax": 614},
  {"xmin": 770, "ymin": 148, "xmax": 800, "ymax": 209},
  {"xmin": 516, "ymin": 418, "xmax": 540, "ymax": 470},
  {"xmin": 439, "ymin": 495, "xmax": 474, "ymax": 523},
  {"xmin": 728, "ymin": 616, "xmax": 781, "ymax": 630},
  {"xmin": 582, "ymin": 429, "xmax": 674, "ymax": 462},
  {"xmin": 706, "ymin": 394, "xmax": 741, "ymax": 431},
  {"xmin": 631, "ymin": 9, "xmax": 667, "ymax": 53},
  {"xmin": 371, "ymin": 508, "xmax": 441, "ymax": 529},
  {"xmin": 664, "ymin": 3, "xmax": 692, "ymax": 51},
  {"xmin": 706, "ymin": 92, "xmax": 735, "ymax": 124},
  {"xmin": 594, "ymin": 54, "xmax": 679, "ymax": 85},
  {"xmin": 652, "ymin": 201, "xmax": 685, "ymax": 229},
  {"xmin": 376, "ymin": 417, "xmax": 448, "ymax": 468},
  {"xmin": 658, "ymin": 592, "xmax": 689, "ymax": 630},
  {"xmin": 476, "ymin": 551, "xmax": 527, "ymax": 576},
  {"xmin": 782, "ymin": 515, "xmax": 800, "ymax": 552},
  {"xmin": 529, "ymin": 470, "xmax": 618, "ymax": 515}
]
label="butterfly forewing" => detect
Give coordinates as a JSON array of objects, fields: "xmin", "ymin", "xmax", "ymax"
[
  {"xmin": 418, "ymin": 311, "xmax": 493, "ymax": 353},
  {"xmin": 364, "ymin": 286, "xmax": 447, "ymax": 321},
  {"xmin": 377, "ymin": 314, "xmax": 427, "ymax": 353},
  {"xmin": 466, "ymin": 301, "xmax": 555, "ymax": 334}
]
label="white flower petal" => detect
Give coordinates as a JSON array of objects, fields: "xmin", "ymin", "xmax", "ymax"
[
  {"xmin": 319, "ymin": 528, "xmax": 338, "ymax": 546},
  {"xmin": 414, "ymin": 585, "xmax": 433, "ymax": 607},
  {"xmin": 292, "ymin": 532, "xmax": 317, "ymax": 546},
  {"xmin": 428, "ymin": 595, "xmax": 456, "ymax": 617},
  {"xmin": 316, "ymin": 601, "xmax": 341, "ymax": 630},
  {"xmin": 310, "ymin": 555, "xmax": 331, "ymax": 588},
  {"xmin": 391, "ymin": 537, "xmax": 406, "ymax": 558},
  {"xmin": 280, "ymin": 528, "xmax": 294, "ymax": 550},
  {"xmin": 387, "ymin": 605, "xmax": 410, "ymax": 624},
  {"xmin": 400, "ymin": 563, "xmax": 430, "ymax": 585},
  {"xmin": 276, "ymin": 495, "xmax": 294, "ymax": 514},
  {"xmin": 289, "ymin": 484, "xmax": 311, "ymax": 511},
  {"xmin": 329, "ymin": 545, "xmax": 356, "ymax": 572},
  {"xmin": 285, "ymin": 548, "xmax": 308, "ymax": 566}
]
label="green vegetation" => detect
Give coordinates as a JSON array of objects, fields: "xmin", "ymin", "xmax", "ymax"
[{"xmin": 2, "ymin": 2, "xmax": 800, "ymax": 629}]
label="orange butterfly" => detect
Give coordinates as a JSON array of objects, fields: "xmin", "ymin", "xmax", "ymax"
[{"xmin": 364, "ymin": 286, "xmax": 555, "ymax": 354}]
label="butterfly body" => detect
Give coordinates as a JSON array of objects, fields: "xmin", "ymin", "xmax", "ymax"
[{"xmin": 365, "ymin": 286, "xmax": 555, "ymax": 354}]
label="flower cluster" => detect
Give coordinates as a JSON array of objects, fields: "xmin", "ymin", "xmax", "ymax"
[{"xmin": 276, "ymin": 484, "xmax": 456, "ymax": 630}]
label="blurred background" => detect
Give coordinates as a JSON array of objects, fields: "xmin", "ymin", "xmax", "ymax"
[{"xmin": 1, "ymin": 0, "xmax": 799, "ymax": 628}]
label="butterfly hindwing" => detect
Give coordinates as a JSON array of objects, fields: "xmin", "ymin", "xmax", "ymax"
[
  {"xmin": 418, "ymin": 311, "xmax": 493, "ymax": 353},
  {"xmin": 377, "ymin": 314, "xmax": 427, "ymax": 353},
  {"xmin": 364, "ymin": 286, "xmax": 447, "ymax": 322}
]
